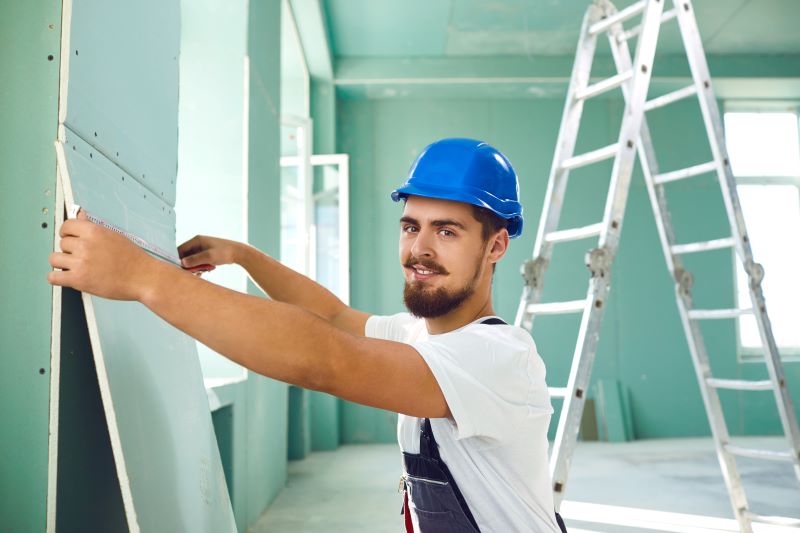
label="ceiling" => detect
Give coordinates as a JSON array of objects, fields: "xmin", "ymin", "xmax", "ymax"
[
  {"xmin": 318, "ymin": 0, "xmax": 800, "ymax": 100},
  {"xmin": 323, "ymin": 0, "xmax": 800, "ymax": 57}
]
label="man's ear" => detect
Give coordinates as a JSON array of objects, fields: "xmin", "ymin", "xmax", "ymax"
[{"xmin": 488, "ymin": 229, "xmax": 510, "ymax": 265}]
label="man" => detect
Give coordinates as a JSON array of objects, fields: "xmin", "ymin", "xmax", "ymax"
[{"xmin": 48, "ymin": 138, "xmax": 564, "ymax": 532}]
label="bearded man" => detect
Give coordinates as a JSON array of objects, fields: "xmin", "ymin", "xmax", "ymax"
[{"xmin": 48, "ymin": 138, "xmax": 565, "ymax": 532}]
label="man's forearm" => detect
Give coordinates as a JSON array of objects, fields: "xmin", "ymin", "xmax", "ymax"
[
  {"xmin": 143, "ymin": 260, "xmax": 341, "ymax": 389},
  {"xmin": 235, "ymin": 243, "xmax": 346, "ymax": 322}
]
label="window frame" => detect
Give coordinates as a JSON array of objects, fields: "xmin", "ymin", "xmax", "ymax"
[{"xmin": 724, "ymin": 102, "xmax": 800, "ymax": 363}]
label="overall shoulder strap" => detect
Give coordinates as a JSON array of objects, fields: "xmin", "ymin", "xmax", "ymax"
[{"xmin": 419, "ymin": 418, "xmax": 441, "ymax": 460}]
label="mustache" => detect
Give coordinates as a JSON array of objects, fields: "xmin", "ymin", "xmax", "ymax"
[{"xmin": 403, "ymin": 257, "xmax": 450, "ymax": 275}]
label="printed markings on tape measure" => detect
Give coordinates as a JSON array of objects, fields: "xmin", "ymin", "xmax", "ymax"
[{"xmin": 68, "ymin": 204, "xmax": 182, "ymax": 267}]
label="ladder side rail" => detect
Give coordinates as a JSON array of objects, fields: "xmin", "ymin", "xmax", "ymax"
[
  {"xmin": 530, "ymin": 4, "xmax": 604, "ymax": 263},
  {"xmin": 548, "ymin": 282, "xmax": 609, "ymax": 510},
  {"xmin": 596, "ymin": 0, "xmax": 665, "ymax": 253},
  {"xmin": 515, "ymin": 4, "xmax": 604, "ymax": 329},
  {"xmin": 674, "ymin": 287, "xmax": 754, "ymax": 531},
  {"xmin": 548, "ymin": 0, "xmax": 667, "ymax": 508},
  {"xmin": 609, "ymin": 17, "xmax": 754, "ymax": 529},
  {"xmin": 638, "ymin": 123, "xmax": 754, "ymax": 532},
  {"xmin": 606, "ymin": 5, "xmax": 682, "ymax": 277},
  {"xmin": 673, "ymin": 0, "xmax": 800, "ymax": 473}
]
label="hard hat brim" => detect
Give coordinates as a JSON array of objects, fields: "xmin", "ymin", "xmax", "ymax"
[{"xmin": 391, "ymin": 183, "xmax": 523, "ymax": 238}]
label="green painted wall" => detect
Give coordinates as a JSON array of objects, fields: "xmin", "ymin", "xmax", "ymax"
[
  {"xmin": 0, "ymin": 1, "xmax": 61, "ymax": 529},
  {"xmin": 244, "ymin": 0, "xmax": 287, "ymax": 527},
  {"xmin": 337, "ymin": 87, "xmax": 800, "ymax": 441},
  {"xmin": 308, "ymin": 78, "xmax": 342, "ymax": 451},
  {"xmin": 177, "ymin": 0, "xmax": 249, "ymax": 381}
]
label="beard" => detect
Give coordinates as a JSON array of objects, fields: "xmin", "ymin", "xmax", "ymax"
[
  {"xmin": 403, "ymin": 281, "xmax": 475, "ymax": 318},
  {"xmin": 402, "ymin": 255, "xmax": 483, "ymax": 318}
]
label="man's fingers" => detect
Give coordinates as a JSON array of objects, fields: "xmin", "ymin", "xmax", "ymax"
[
  {"xmin": 47, "ymin": 270, "xmax": 72, "ymax": 287},
  {"xmin": 49, "ymin": 251, "xmax": 78, "ymax": 270},
  {"xmin": 177, "ymin": 235, "xmax": 207, "ymax": 258},
  {"xmin": 60, "ymin": 218, "xmax": 93, "ymax": 238},
  {"xmin": 58, "ymin": 235, "xmax": 80, "ymax": 253},
  {"xmin": 181, "ymin": 249, "xmax": 213, "ymax": 268}
]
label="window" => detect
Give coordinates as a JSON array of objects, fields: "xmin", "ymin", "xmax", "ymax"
[
  {"xmin": 724, "ymin": 108, "xmax": 800, "ymax": 359},
  {"xmin": 279, "ymin": 0, "xmax": 349, "ymax": 303}
]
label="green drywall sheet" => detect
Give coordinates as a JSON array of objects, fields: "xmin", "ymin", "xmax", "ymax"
[
  {"xmin": 211, "ymin": 406, "xmax": 235, "ymax": 504},
  {"xmin": 58, "ymin": 0, "xmax": 235, "ymax": 529},
  {"xmin": 337, "ymin": 94, "xmax": 800, "ymax": 442},
  {"xmin": 0, "ymin": 1, "xmax": 61, "ymax": 529},
  {"xmin": 56, "ymin": 287, "xmax": 127, "ymax": 532},
  {"xmin": 60, "ymin": 146, "xmax": 236, "ymax": 531},
  {"xmin": 63, "ymin": 0, "xmax": 180, "ymax": 205}
]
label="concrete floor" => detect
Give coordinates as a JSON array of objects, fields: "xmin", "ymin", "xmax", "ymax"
[{"xmin": 250, "ymin": 438, "xmax": 800, "ymax": 533}]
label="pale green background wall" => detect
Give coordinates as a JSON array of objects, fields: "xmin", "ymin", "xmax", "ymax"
[{"xmin": 337, "ymin": 90, "xmax": 800, "ymax": 442}]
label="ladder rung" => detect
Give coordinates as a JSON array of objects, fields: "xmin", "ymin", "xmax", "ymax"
[
  {"xmin": 545, "ymin": 223, "xmax": 604, "ymax": 244},
  {"xmin": 706, "ymin": 378, "xmax": 773, "ymax": 391},
  {"xmin": 670, "ymin": 237, "xmax": 735, "ymax": 255},
  {"xmin": 653, "ymin": 161, "xmax": 717, "ymax": 185},
  {"xmin": 588, "ymin": 1, "xmax": 647, "ymax": 36},
  {"xmin": 742, "ymin": 511, "xmax": 800, "ymax": 527},
  {"xmin": 526, "ymin": 300, "xmax": 586, "ymax": 316},
  {"xmin": 549, "ymin": 387, "xmax": 568, "ymax": 398},
  {"xmin": 561, "ymin": 143, "xmax": 619, "ymax": 170},
  {"xmin": 688, "ymin": 308, "xmax": 753, "ymax": 320},
  {"xmin": 617, "ymin": 8, "xmax": 678, "ymax": 42},
  {"xmin": 644, "ymin": 84, "xmax": 698, "ymax": 112},
  {"xmin": 575, "ymin": 71, "xmax": 633, "ymax": 101},
  {"xmin": 724, "ymin": 444, "xmax": 795, "ymax": 462}
]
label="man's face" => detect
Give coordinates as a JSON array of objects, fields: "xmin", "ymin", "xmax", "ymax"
[{"xmin": 399, "ymin": 196, "xmax": 490, "ymax": 318}]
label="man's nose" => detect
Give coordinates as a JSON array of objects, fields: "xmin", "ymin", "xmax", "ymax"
[{"xmin": 410, "ymin": 228, "xmax": 435, "ymax": 258}]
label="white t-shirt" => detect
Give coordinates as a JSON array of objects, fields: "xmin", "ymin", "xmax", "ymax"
[{"xmin": 365, "ymin": 313, "xmax": 560, "ymax": 533}]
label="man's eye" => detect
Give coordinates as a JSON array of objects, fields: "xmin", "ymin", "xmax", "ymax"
[
  {"xmin": 403, "ymin": 226, "xmax": 418, "ymax": 233},
  {"xmin": 439, "ymin": 229, "xmax": 455, "ymax": 237}
]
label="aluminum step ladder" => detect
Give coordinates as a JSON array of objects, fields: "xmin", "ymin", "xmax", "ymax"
[{"xmin": 513, "ymin": 1, "xmax": 800, "ymax": 530}]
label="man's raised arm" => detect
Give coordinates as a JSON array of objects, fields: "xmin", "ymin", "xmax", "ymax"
[{"xmin": 178, "ymin": 235, "xmax": 370, "ymax": 336}]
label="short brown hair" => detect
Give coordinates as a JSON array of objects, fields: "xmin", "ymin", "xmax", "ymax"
[{"xmin": 471, "ymin": 204, "xmax": 507, "ymax": 242}]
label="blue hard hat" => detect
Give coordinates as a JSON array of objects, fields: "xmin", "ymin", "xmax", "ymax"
[{"xmin": 391, "ymin": 138, "xmax": 524, "ymax": 238}]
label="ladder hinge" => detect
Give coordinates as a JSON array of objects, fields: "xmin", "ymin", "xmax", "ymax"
[
  {"xmin": 521, "ymin": 257, "xmax": 548, "ymax": 289},
  {"xmin": 585, "ymin": 248, "xmax": 611, "ymax": 278},
  {"xmin": 747, "ymin": 261, "xmax": 764, "ymax": 289},
  {"xmin": 674, "ymin": 267, "xmax": 694, "ymax": 294}
]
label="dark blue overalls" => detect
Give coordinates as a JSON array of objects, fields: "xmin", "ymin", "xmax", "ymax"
[{"xmin": 399, "ymin": 317, "xmax": 568, "ymax": 532}]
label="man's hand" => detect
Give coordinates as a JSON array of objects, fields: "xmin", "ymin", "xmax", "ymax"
[
  {"xmin": 48, "ymin": 217, "xmax": 164, "ymax": 301},
  {"xmin": 178, "ymin": 235, "xmax": 243, "ymax": 271}
]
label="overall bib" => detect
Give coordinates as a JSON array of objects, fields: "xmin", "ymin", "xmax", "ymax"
[{"xmin": 399, "ymin": 318, "xmax": 568, "ymax": 533}]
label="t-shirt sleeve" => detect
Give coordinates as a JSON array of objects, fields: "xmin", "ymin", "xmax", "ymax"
[
  {"xmin": 364, "ymin": 313, "xmax": 420, "ymax": 342},
  {"xmin": 412, "ymin": 327, "xmax": 550, "ymax": 442}
]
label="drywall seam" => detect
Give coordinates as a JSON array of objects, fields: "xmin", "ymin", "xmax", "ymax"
[
  {"xmin": 54, "ymin": 140, "xmax": 141, "ymax": 532},
  {"xmin": 46, "ymin": 157, "xmax": 66, "ymax": 533},
  {"xmin": 47, "ymin": 1, "xmax": 72, "ymax": 525},
  {"xmin": 56, "ymin": 0, "xmax": 72, "ymax": 130}
]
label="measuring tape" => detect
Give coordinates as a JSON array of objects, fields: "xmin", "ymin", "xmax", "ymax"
[
  {"xmin": 67, "ymin": 204, "xmax": 214, "ymax": 273},
  {"xmin": 67, "ymin": 204, "xmax": 182, "ymax": 266}
]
